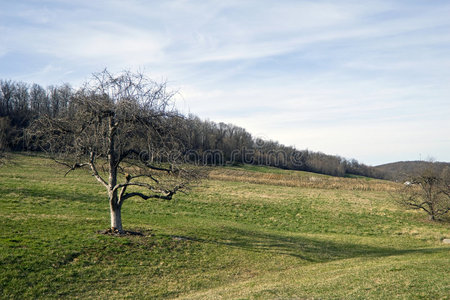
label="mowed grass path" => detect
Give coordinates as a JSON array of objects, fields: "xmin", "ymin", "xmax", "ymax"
[{"xmin": 0, "ymin": 154, "xmax": 449, "ymax": 299}]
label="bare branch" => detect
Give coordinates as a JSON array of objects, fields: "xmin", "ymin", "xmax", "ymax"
[
  {"xmin": 116, "ymin": 180, "xmax": 187, "ymax": 205},
  {"xmin": 114, "ymin": 182, "xmax": 156, "ymax": 193},
  {"xmin": 118, "ymin": 148, "xmax": 173, "ymax": 174},
  {"xmin": 64, "ymin": 163, "xmax": 89, "ymax": 177},
  {"xmin": 88, "ymin": 152, "xmax": 108, "ymax": 188},
  {"xmin": 397, "ymin": 166, "xmax": 450, "ymax": 220},
  {"xmin": 25, "ymin": 69, "xmax": 203, "ymax": 231},
  {"xmin": 129, "ymin": 174, "xmax": 159, "ymax": 183},
  {"xmin": 52, "ymin": 159, "xmax": 89, "ymax": 176}
]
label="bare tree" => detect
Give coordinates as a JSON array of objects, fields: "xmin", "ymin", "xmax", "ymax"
[
  {"xmin": 0, "ymin": 80, "xmax": 15, "ymax": 116},
  {"xmin": 0, "ymin": 117, "xmax": 10, "ymax": 151},
  {"xmin": 399, "ymin": 165, "xmax": 450, "ymax": 221},
  {"xmin": 28, "ymin": 70, "xmax": 203, "ymax": 233}
]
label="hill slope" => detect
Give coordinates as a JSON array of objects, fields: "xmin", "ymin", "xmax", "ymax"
[
  {"xmin": 0, "ymin": 154, "xmax": 449, "ymax": 299},
  {"xmin": 376, "ymin": 161, "xmax": 450, "ymax": 180}
]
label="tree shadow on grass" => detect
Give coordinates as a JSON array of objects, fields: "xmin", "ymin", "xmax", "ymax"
[
  {"xmin": 2, "ymin": 184, "xmax": 103, "ymax": 204},
  {"xmin": 176, "ymin": 226, "xmax": 449, "ymax": 263}
]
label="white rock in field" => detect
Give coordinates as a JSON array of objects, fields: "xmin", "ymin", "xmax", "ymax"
[{"xmin": 443, "ymin": 239, "xmax": 450, "ymax": 244}]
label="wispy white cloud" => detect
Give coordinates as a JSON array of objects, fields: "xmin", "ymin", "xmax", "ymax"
[{"xmin": 1, "ymin": 0, "xmax": 450, "ymax": 164}]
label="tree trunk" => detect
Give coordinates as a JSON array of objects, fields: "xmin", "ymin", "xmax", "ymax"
[
  {"xmin": 108, "ymin": 114, "xmax": 122, "ymax": 232},
  {"xmin": 110, "ymin": 203, "xmax": 123, "ymax": 232}
]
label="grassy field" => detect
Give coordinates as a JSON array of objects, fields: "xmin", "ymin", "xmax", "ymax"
[{"xmin": 0, "ymin": 153, "xmax": 449, "ymax": 299}]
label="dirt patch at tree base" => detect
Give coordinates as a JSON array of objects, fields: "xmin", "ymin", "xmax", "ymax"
[{"xmin": 97, "ymin": 228, "xmax": 153, "ymax": 237}]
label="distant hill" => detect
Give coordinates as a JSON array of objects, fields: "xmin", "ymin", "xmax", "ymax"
[{"xmin": 375, "ymin": 161, "xmax": 450, "ymax": 181}]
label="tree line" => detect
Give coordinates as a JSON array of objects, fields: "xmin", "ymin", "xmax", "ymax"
[{"xmin": 0, "ymin": 78, "xmax": 385, "ymax": 179}]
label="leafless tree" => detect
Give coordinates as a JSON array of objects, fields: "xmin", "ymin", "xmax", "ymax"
[
  {"xmin": 0, "ymin": 80, "xmax": 15, "ymax": 116},
  {"xmin": 0, "ymin": 149, "xmax": 5, "ymax": 166},
  {"xmin": 0, "ymin": 117, "xmax": 10, "ymax": 151},
  {"xmin": 2, "ymin": 76, "xmax": 386, "ymax": 178},
  {"xmin": 28, "ymin": 70, "xmax": 203, "ymax": 233},
  {"xmin": 399, "ymin": 165, "xmax": 450, "ymax": 221}
]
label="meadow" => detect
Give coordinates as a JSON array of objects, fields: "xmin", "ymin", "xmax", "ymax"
[{"xmin": 0, "ymin": 154, "xmax": 449, "ymax": 299}]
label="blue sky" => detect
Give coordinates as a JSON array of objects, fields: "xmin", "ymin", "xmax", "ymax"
[{"xmin": 1, "ymin": 0, "xmax": 449, "ymax": 165}]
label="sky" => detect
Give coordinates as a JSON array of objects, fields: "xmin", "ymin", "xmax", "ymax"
[{"xmin": 1, "ymin": 0, "xmax": 449, "ymax": 165}]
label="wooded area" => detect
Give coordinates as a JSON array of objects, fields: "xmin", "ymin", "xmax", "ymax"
[{"xmin": 1, "ymin": 77, "xmax": 384, "ymax": 178}]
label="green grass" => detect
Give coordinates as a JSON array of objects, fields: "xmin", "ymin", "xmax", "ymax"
[{"xmin": 0, "ymin": 153, "xmax": 449, "ymax": 299}]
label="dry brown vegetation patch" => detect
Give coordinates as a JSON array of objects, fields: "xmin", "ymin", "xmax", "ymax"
[{"xmin": 209, "ymin": 168, "xmax": 400, "ymax": 192}]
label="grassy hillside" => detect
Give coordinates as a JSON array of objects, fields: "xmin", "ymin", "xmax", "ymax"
[{"xmin": 1, "ymin": 154, "xmax": 449, "ymax": 299}]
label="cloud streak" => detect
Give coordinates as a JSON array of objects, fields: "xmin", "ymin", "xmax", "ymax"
[{"xmin": 1, "ymin": 0, "xmax": 449, "ymax": 165}]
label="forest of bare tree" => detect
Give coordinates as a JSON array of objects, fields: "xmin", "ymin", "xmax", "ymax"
[{"xmin": 0, "ymin": 77, "xmax": 385, "ymax": 178}]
